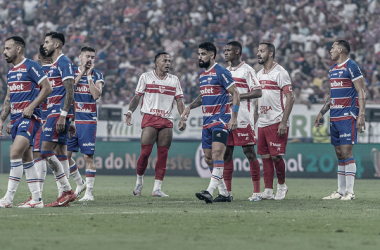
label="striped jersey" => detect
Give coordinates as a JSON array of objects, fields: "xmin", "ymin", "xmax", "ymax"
[
  {"xmin": 256, "ymin": 63, "xmax": 292, "ymax": 128},
  {"xmin": 7, "ymin": 58, "xmax": 47, "ymax": 123},
  {"xmin": 46, "ymin": 54, "xmax": 75, "ymax": 119},
  {"xmin": 40, "ymin": 64, "xmax": 51, "ymax": 123},
  {"xmin": 329, "ymin": 58, "xmax": 362, "ymax": 121},
  {"xmin": 135, "ymin": 70, "xmax": 183, "ymax": 122},
  {"xmin": 227, "ymin": 61, "xmax": 261, "ymax": 128},
  {"xmin": 199, "ymin": 63, "xmax": 235, "ymax": 129},
  {"xmin": 74, "ymin": 67, "xmax": 104, "ymax": 124}
]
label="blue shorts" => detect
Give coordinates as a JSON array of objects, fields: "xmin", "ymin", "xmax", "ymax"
[
  {"xmin": 41, "ymin": 116, "xmax": 70, "ymax": 145},
  {"xmin": 67, "ymin": 123, "xmax": 97, "ymax": 155},
  {"xmin": 11, "ymin": 117, "xmax": 41, "ymax": 146},
  {"xmin": 330, "ymin": 118, "xmax": 357, "ymax": 146},
  {"xmin": 202, "ymin": 123, "xmax": 229, "ymax": 149}
]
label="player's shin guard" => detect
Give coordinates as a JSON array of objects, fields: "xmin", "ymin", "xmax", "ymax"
[
  {"xmin": 5, "ymin": 159, "xmax": 23, "ymax": 202},
  {"xmin": 34, "ymin": 158, "xmax": 47, "ymax": 194},
  {"xmin": 274, "ymin": 157, "xmax": 286, "ymax": 185},
  {"xmin": 250, "ymin": 160, "xmax": 261, "ymax": 193},
  {"xmin": 155, "ymin": 146, "xmax": 169, "ymax": 181},
  {"xmin": 223, "ymin": 161, "xmax": 233, "ymax": 192},
  {"xmin": 262, "ymin": 158, "xmax": 274, "ymax": 189},
  {"xmin": 85, "ymin": 170, "xmax": 96, "ymax": 196},
  {"xmin": 344, "ymin": 158, "xmax": 356, "ymax": 194},
  {"xmin": 137, "ymin": 144, "xmax": 154, "ymax": 176},
  {"xmin": 41, "ymin": 151, "xmax": 71, "ymax": 192},
  {"xmin": 23, "ymin": 161, "xmax": 41, "ymax": 202},
  {"xmin": 337, "ymin": 160, "xmax": 346, "ymax": 194},
  {"xmin": 70, "ymin": 162, "xmax": 84, "ymax": 186},
  {"xmin": 207, "ymin": 161, "xmax": 225, "ymax": 196}
]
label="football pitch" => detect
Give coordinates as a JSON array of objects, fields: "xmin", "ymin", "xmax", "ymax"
[{"xmin": 0, "ymin": 174, "xmax": 380, "ymax": 250}]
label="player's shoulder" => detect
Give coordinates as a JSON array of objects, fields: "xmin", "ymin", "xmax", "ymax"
[
  {"xmin": 166, "ymin": 73, "xmax": 179, "ymax": 81},
  {"xmin": 58, "ymin": 54, "xmax": 73, "ymax": 64},
  {"xmin": 24, "ymin": 58, "xmax": 40, "ymax": 68},
  {"xmin": 214, "ymin": 63, "xmax": 229, "ymax": 73},
  {"xmin": 347, "ymin": 58, "xmax": 360, "ymax": 68},
  {"xmin": 93, "ymin": 69, "xmax": 104, "ymax": 79}
]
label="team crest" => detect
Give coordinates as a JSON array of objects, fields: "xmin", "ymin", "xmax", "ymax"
[
  {"xmin": 159, "ymin": 86, "xmax": 165, "ymax": 93},
  {"xmin": 331, "ymin": 99, "xmax": 335, "ymax": 105},
  {"xmin": 17, "ymin": 73, "xmax": 22, "ymax": 80},
  {"xmin": 77, "ymin": 102, "xmax": 84, "ymax": 109},
  {"xmin": 339, "ymin": 71, "xmax": 343, "ymax": 77},
  {"xmin": 11, "ymin": 103, "xmax": 14, "ymax": 109},
  {"xmin": 208, "ymin": 77, "xmax": 212, "ymax": 83}
]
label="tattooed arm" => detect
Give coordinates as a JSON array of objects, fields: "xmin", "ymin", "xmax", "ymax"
[
  {"xmin": 0, "ymin": 88, "xmax": 11, "ymax": 137},
  {"xmin": 124, "ymin": 95, "xmax": 142, "ymax": 125},
  {"xmin": 314, "ymin": 95, "xmax": 330, "ymax": 127},
  {"xmin": 56, "ymin": 78, "xmax": 75, "ymax": 132},
  {"xmin": 179, "ymin": 94, "xmax": 202, "ymax": 124}
]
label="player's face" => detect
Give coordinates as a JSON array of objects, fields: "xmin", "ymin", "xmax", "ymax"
[
  {"xmin": 198, "ymin": 48, "xmax": 212, "ymax": 68},
  {"xmin": 3, "ymin": 40, "xmax": 17, "ymax": 63},
  {"xmin": 224, "ymin": 45, "xmax": 238, "ymax": 62},
  {"xmin": 80, "ymin": 51, "xmax": 96, "ymax": 69},
  {"xmin": 43, "ymin": 36, "xmax": 55, "ymax": 57},
  {"xmin": 156, "ymin": 54, "xmax": 171, "ymax": 73},
  {"xmin": 330, "ymin": 42, "xmax": 341, "ymax": 61},
  {"xmin": 257, "ymin": 44, "xmax": 269, "ymax": 65}
]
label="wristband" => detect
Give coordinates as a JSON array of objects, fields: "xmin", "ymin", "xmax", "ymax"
[
  {"xmin": 87, "ymin": 75, "xmax": 92, "ymax": 81},
  {"xmin": 232, "ymin": 105, "xmax": 239, "ymax": 113},
  {"xmin": 60, "ymin": 111, "xmax": 68, "ymax": 117},
  {"xmin": 127, "ymin": 110, "xmax": 132, "ymax": 116},
  {"xmin": 70, "ymin": 120, "xmax": 75, "ymax": 126}
]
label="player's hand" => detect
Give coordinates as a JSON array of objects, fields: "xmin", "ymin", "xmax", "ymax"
[
  {"xmin": 6, "ymin": 123, "xmax": 11, "ymax": 135},
  {"xmin": 228, "ymin": 117, "xmax": 238, "ymax": 131},
  {"xmin": 357, "ymin": 114, "xmax": 365, "ymax": 133},
  {"xmin": 22, "ymin": 106, "xmax": 33, "ymax": 119},
  {"xmin": 181, "ymin": 107, "xmax": 191, "ymax": 121},
  {"xmin": 178, "ymin": 119, "xmax": 186, "ymax": 131},
  {"xmin": 314, "ymin": 113, "xmax": 323, "ymax": 127},
  {"xmin": 87, "ymin": 60, "xmax": 94, "ymax": 75},
  {"xmin": 69, "ymin": 124, "xmax": 76, "ymax": 138},
  {"xmin": 124, "ymin": 113, "xmax": 132, "ymax": 125},
  {"xmin": 277, "ymin": 121, "xmax": 287, "ymax": 137},
  {"xmin": 56, "ymin": 116, "xmax": 66, "ymax": 133}
]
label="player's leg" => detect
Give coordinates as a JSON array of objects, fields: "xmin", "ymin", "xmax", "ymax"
[
  {"xmin": 133, "ymin": 127, "xmax": 157, "ymax": 196},
  {"xmin": 223, "ymin": 145, "xmax": 234, "ymax": 196},
  {"xmin": 79, "ymin": 154, "xmax": 96, "ymax": 201},
  {"xmin": 257, "ymin": 126, "xmax": 274, "ymax": 200},
  {"xmin": 55, "ymin": 145, "xmax": 70, "ymax": 197},
  {"xmin": 33, "ymin": 152, "xmax": 46, "ymax": 197},
  {"xmin": 67, "ymin": 129, "xmax": 85, "ymax": 196},
  {"xmin": 243, "ymin": 145, "xmax": 262, "ymax": 201}
]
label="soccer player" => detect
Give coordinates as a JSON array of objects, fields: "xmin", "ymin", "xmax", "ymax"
[
  {"xmin": 217, "ymin": 41, "xmax": 262, "ymax": 202},
  {"xmin": 0, "ymin": 36, "xmax": 52, "ymax": 208},
  {"xmin": 255, "ymin": 42, "xmax": 294, "ymax": 200},
  {"xmin": 40, "ymin": 31, "xmax": 77, "ymax": 207},
  {"xmin": 314, "ymin": 40, "xmax": 366, "ymax": 200},
  {"xmin": 125, "ymin": 52, "xmax": 185, "ymax": 197},
  {"xmin": 179, "ymin": 42, "xmax": 240, "ymax": 203},
  {"xmin": 68, "ymin": 46, "xmax": 104, "ymax": 201}
]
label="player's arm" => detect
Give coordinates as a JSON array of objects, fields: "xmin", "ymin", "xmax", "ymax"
[
  {"xmin": 353, "ymin": 77, "xmax": 366, "ymax": 133},
  {"xmin": 180, "ymin": 94, "xmax": 202, "ymax": 123},
  {"xmin": 124, "ymin": 94, "xmax": 142, "ymax": 126},
  {"xmin": 239, "ymin": 89, "xmax": 262, "ymax": 100},
  {"xmin": 0, "ymin": 87, "xmax": 11, "ymax": 137},
  {"xmin": 23, "ymin": 78, "xmax": 52, "ymax": 119},
  {"xmin": 314, "ymin": 95, "xmax": 330, "ymax": 127},
  {"xmin": 227, "ymin": 84, "xmax": 240, "ymax": 131},
  {"xmin": 74, "ymin": 69, "xmax": 85, "ymax": 86},
  {"xmin": 56, "ymin": 78, "xmax": 75, "ymax": 132},
  {"xmin": 88, "ymin": 79, "xmax": 103, "ymax": 100},
  {"xmin": 176, "ymin": 97, "xmax": 187, "ymax": 131},
  {"xmin": 254, "ymin": 99, "xmax": 259, "ymax": 127},
  {"xmin": 278, "ymin": 90, "xmax": 295, "ymax": 137}
]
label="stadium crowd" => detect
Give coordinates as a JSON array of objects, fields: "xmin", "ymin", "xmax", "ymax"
[{"xmin": 1, "ymin": 0, "xmax": 380, "ymax": 107}]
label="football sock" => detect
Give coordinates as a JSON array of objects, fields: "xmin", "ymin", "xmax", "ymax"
[
  {"xmin": 206, "ymin": 161, "xmax": 224, "ymax": 196},
  {"xmin": 274, "ymin": 157, "xmax": 286, "ymax": 185},
  {"xmin": 57, "ymin": 155, "xmax": 69, "ymax": 181},
  {"xmin": 5, "ymin": 159, "xmax": 23, "ymax": 202},
  {"xmin": 153, "ymin": 179, "xmax": 162, "ymax": 191},
  {"xmin": 34, "ymin": 158, "xmax": 47, "ymax": 194},
  {"xmin": 85, "ymin": 169, "xmax": 96, "ymax": 196},
  {"xmin": 217, "ymin": 178, "xmax": 228, "ymax": 196},
  {"xmin": 70, "ymin": 162, "xmax": 85, "ymax": 186},
  {"xmin": 23, "ymin": 161, "xmax": 41, "ymax": 202},
  {"xmin": 41, "ymin": 152, "xmax": 71, "ymax": 192},
  {"xmin": 337, "ymin": 160, "xmax": 346, "ymax": 194},
  {"xmin": 137, "ymin": 144, "xmax": 153, "ymax": 176},
  {"xmin": 155, "ymin": 146, "xmax": 169, "ymax": 181},
  {"xmin": 344, "ymin": 158, "xmax": 356, "ymax": 194},
  {"xmin": 223, "ymin": 161, "xmax": 234, "ymax": 192},
  {"xmin": 136, "ymin": 175, "xmax": 144, "ymax": 185},
  {"xmin": 250, "ymin": 160, "xmax": 261, "ymax": 193},
  {"xmin": 262, "ymin": 158, "xmax": 274, "ymax": 189}
]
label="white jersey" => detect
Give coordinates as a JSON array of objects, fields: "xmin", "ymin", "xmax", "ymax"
[
  {"xmin": 227, "ymin": 61, "xmax": 261, "ymax": 128},
  {"xmin": 135, "ymin": 70, "xmax": 184, "ymax": 122},
  {"xmin": 256, "ymin": 63, "xmax": 292, "ymax": 128}
]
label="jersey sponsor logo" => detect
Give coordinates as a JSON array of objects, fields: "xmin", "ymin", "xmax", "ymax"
[
  {"xmin": 83, "ymin": 142, "xmax": 95, "ymax": 147},
  {"xmin": 200, "ymin": 87, "xmax": 214, "ymax": 95},
  {"xmin": 149, "ymin": 108, "xmax": 169, "ymax": 116},
  {"xmin": 9, "ymin": 75, "xmax": 16, "ymax": 79},
  {"xmin": 11, "ymin": 109, "xmax": 24, "ymax": 114},
  {"xmin": 19, "ymin": 120, "xmax": 30, "ymax": 127},
  {"xmin": 270, "ymin": 142, "xmax": 281, "ymax": 147},
  {"xmin": 260, "ymin": 106, "xmax": 272, "ymax": 114},
  {"xmin": 9, "ymin": 83, "xmax": 24, "ymax": 91},
  {"xmin": 32, "ymin": 67, "xmax": 40, "ymax": 77},
  {"xmin": 76, "ymin": 85, "xmax": 89, "ymax": 92},
  {"xmin": 44, "ymin": 127, "xmax": 53, "ymax": 131},
  {"xmin": 331, "ymin": 80, "xmax": 343, "ymax": 87},
  {"xmin": 340, "ymin": 133, "xmax": 351, "ymax": 138},
  {"xmin": 237, "ymin": 133, "xmax": 248, "ymax": 137}
]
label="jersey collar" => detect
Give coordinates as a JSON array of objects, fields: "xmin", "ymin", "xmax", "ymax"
[
  {"xmin": 204, "ymin": 63, "xmax": 217, "ymax": 72},
  {"xmin": 263, "ymin": 62, "xmax": 278, "ymax": 74},
  {"xmin": 337, "ymin": 58, "xmax": 350, "ymax": 67},
  {"xmin": 13, "ymin": 58, "xmax": 26, "ymax": 68},
  {"xmin": 52, "ymin": 53, "xmax": 65, "ymax": 65},
  {"xmin": 153, "ymin": 70, "xmax": 168, "ymax": 80},
  {"xmin": 229, "ymin": 61, "xmax": 244, "ymax": 71}
]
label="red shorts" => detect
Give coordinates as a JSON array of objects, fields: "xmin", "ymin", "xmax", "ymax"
[
  {"xmin": 227, "ymin": 124, "xmax": 256, "ymax": 146},
  {"xmin": 257, "ymin": 123, "xmax": 289, "ymax": 156},
  {"xmin": 141, "ymin": 114, "xmax": 173, "ymax": 131}
]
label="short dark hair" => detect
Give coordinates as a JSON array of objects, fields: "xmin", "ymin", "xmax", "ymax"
[
  {"xmin": 45, "ymin": 31, "xmax": 65, "ymax": 46},
  {"xmin": 199, "ymin": 42, "xmax": 217, "ymax": 59},
  {"xmin": 227, "ymin": 41, "xmax": 242, "ymax": 56},
  {"xmin": 336, "ymin": 39, "xmax": 350, "ymax": 54},
  {"xmin": 154, "ymin": 52, "xmax": 169, "ymax": 63},
  {"xmin": 80, "ymin": 46, "xmax": 96, "ymax": 53},
  {"xmin": 39, "ymin": 44, "xmax": 47, "ymax": 57},
  {"xmin": 259, "ymin": 42, "xmax": 276, "ymax": 58},
  {"xmin": 6, "ymin": 36, "xmax": 26, "ymax": 47}
]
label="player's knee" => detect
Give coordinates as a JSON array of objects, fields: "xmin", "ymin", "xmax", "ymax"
[
  {"xmin": 224, "ymin": 151, "xmax": 233, "ymax": 162},
  {"xmin": 211, "ymin": 150, "xmax": 224, "ymax": 161},
  {"xmin": 83, "ymin": 154, "xmax": 94, "ymax": 164},
  {"xmin": 244, "ymin": 151, "xmax": 257, "ymax": 162},
  {"xmin": 204, "ymin": 156, "xmax": 213, "ymax": 167},
  {"xmin": 271, "ymin": 155, "xmax": 282, "ymax": 162}
]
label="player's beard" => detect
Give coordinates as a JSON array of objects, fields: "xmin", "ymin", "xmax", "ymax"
[
  {"xmin": 5, "ymin": 54, "xmax": 14, "ymax": 63},
  {"xmin": 258, "ymin": 54, "xmax": 268, "ymax": 65},
  {"xmin": 199, "ymin": 59, "xmax": 210, "ymax": 68},
  {"xmin": 45, "ymin": 48, "xmax": 55, "ymax": 57}
]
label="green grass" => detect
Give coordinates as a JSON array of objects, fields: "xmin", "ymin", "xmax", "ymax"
[{"xmin": 0, "ymin": 174, "xmax": 380, "ymax": 250}]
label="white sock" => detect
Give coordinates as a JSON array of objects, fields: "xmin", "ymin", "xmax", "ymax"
[
  {"xmin": 207, "ymin": 167, "xmax": 223, "ymax": 196},
  {"xmin": 23, "ymin": 161, "xmax": 41, "ymax": 202},
  {"xmin": 34, "ymin": 158, "xmax": 47, "ymax": 195},
  {"xmin": 136, "ymin": 175, "xmax": 143, "ymax": 185},
  {"xmin": 70, "ymin": 162, "xmax": 85, "ymax": 186},
  {"xmin": 337, "ymin": 162, "xmax": 346, "ymax": 194},
  {"xmin": 5, "ymin": 159, "xmax": 23, "ymax": 202},
  {"xmin": 57, "ymin": 155, "xmax": 70, "ymax": 181},
  {"xmin": 345, "ymin": 158, "xmax": 356, "ymax": 194},
  {"xmin": 45, "ymin": 155, "xmax": 71, "ymax": 192},
  {"xmin": 85, "ymin": 169, "xmax": 96, "ymax": 196},
  {"xmin": 217, "ymin": 179, "xmax": 228, "ymax": 196},
  {"xmin": 153, "ymin": 179, "xmax": 162, "ymax": 191}
]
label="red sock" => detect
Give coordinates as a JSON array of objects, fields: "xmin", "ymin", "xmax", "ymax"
[
  {"xmin": 250, "ymin": 160, "xmax": 261, "ymax": 193},
  {"xmin": 274, "ymin": 157, "xmax": 286, "ymax": 185},
  {"xmin": 155, "ymin": 146, "xmax": 169, "ymax": 181},
  {"xmin": 223, "ymin": 161, "xmax": 234, "ymax": 192},
  {"xmin": 262, "ymin": 158, "xmax": 274, "ymax": 189},
  {"xmin": 137, "ymin": 144, "xmax": 153, "ymax": 176}
]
